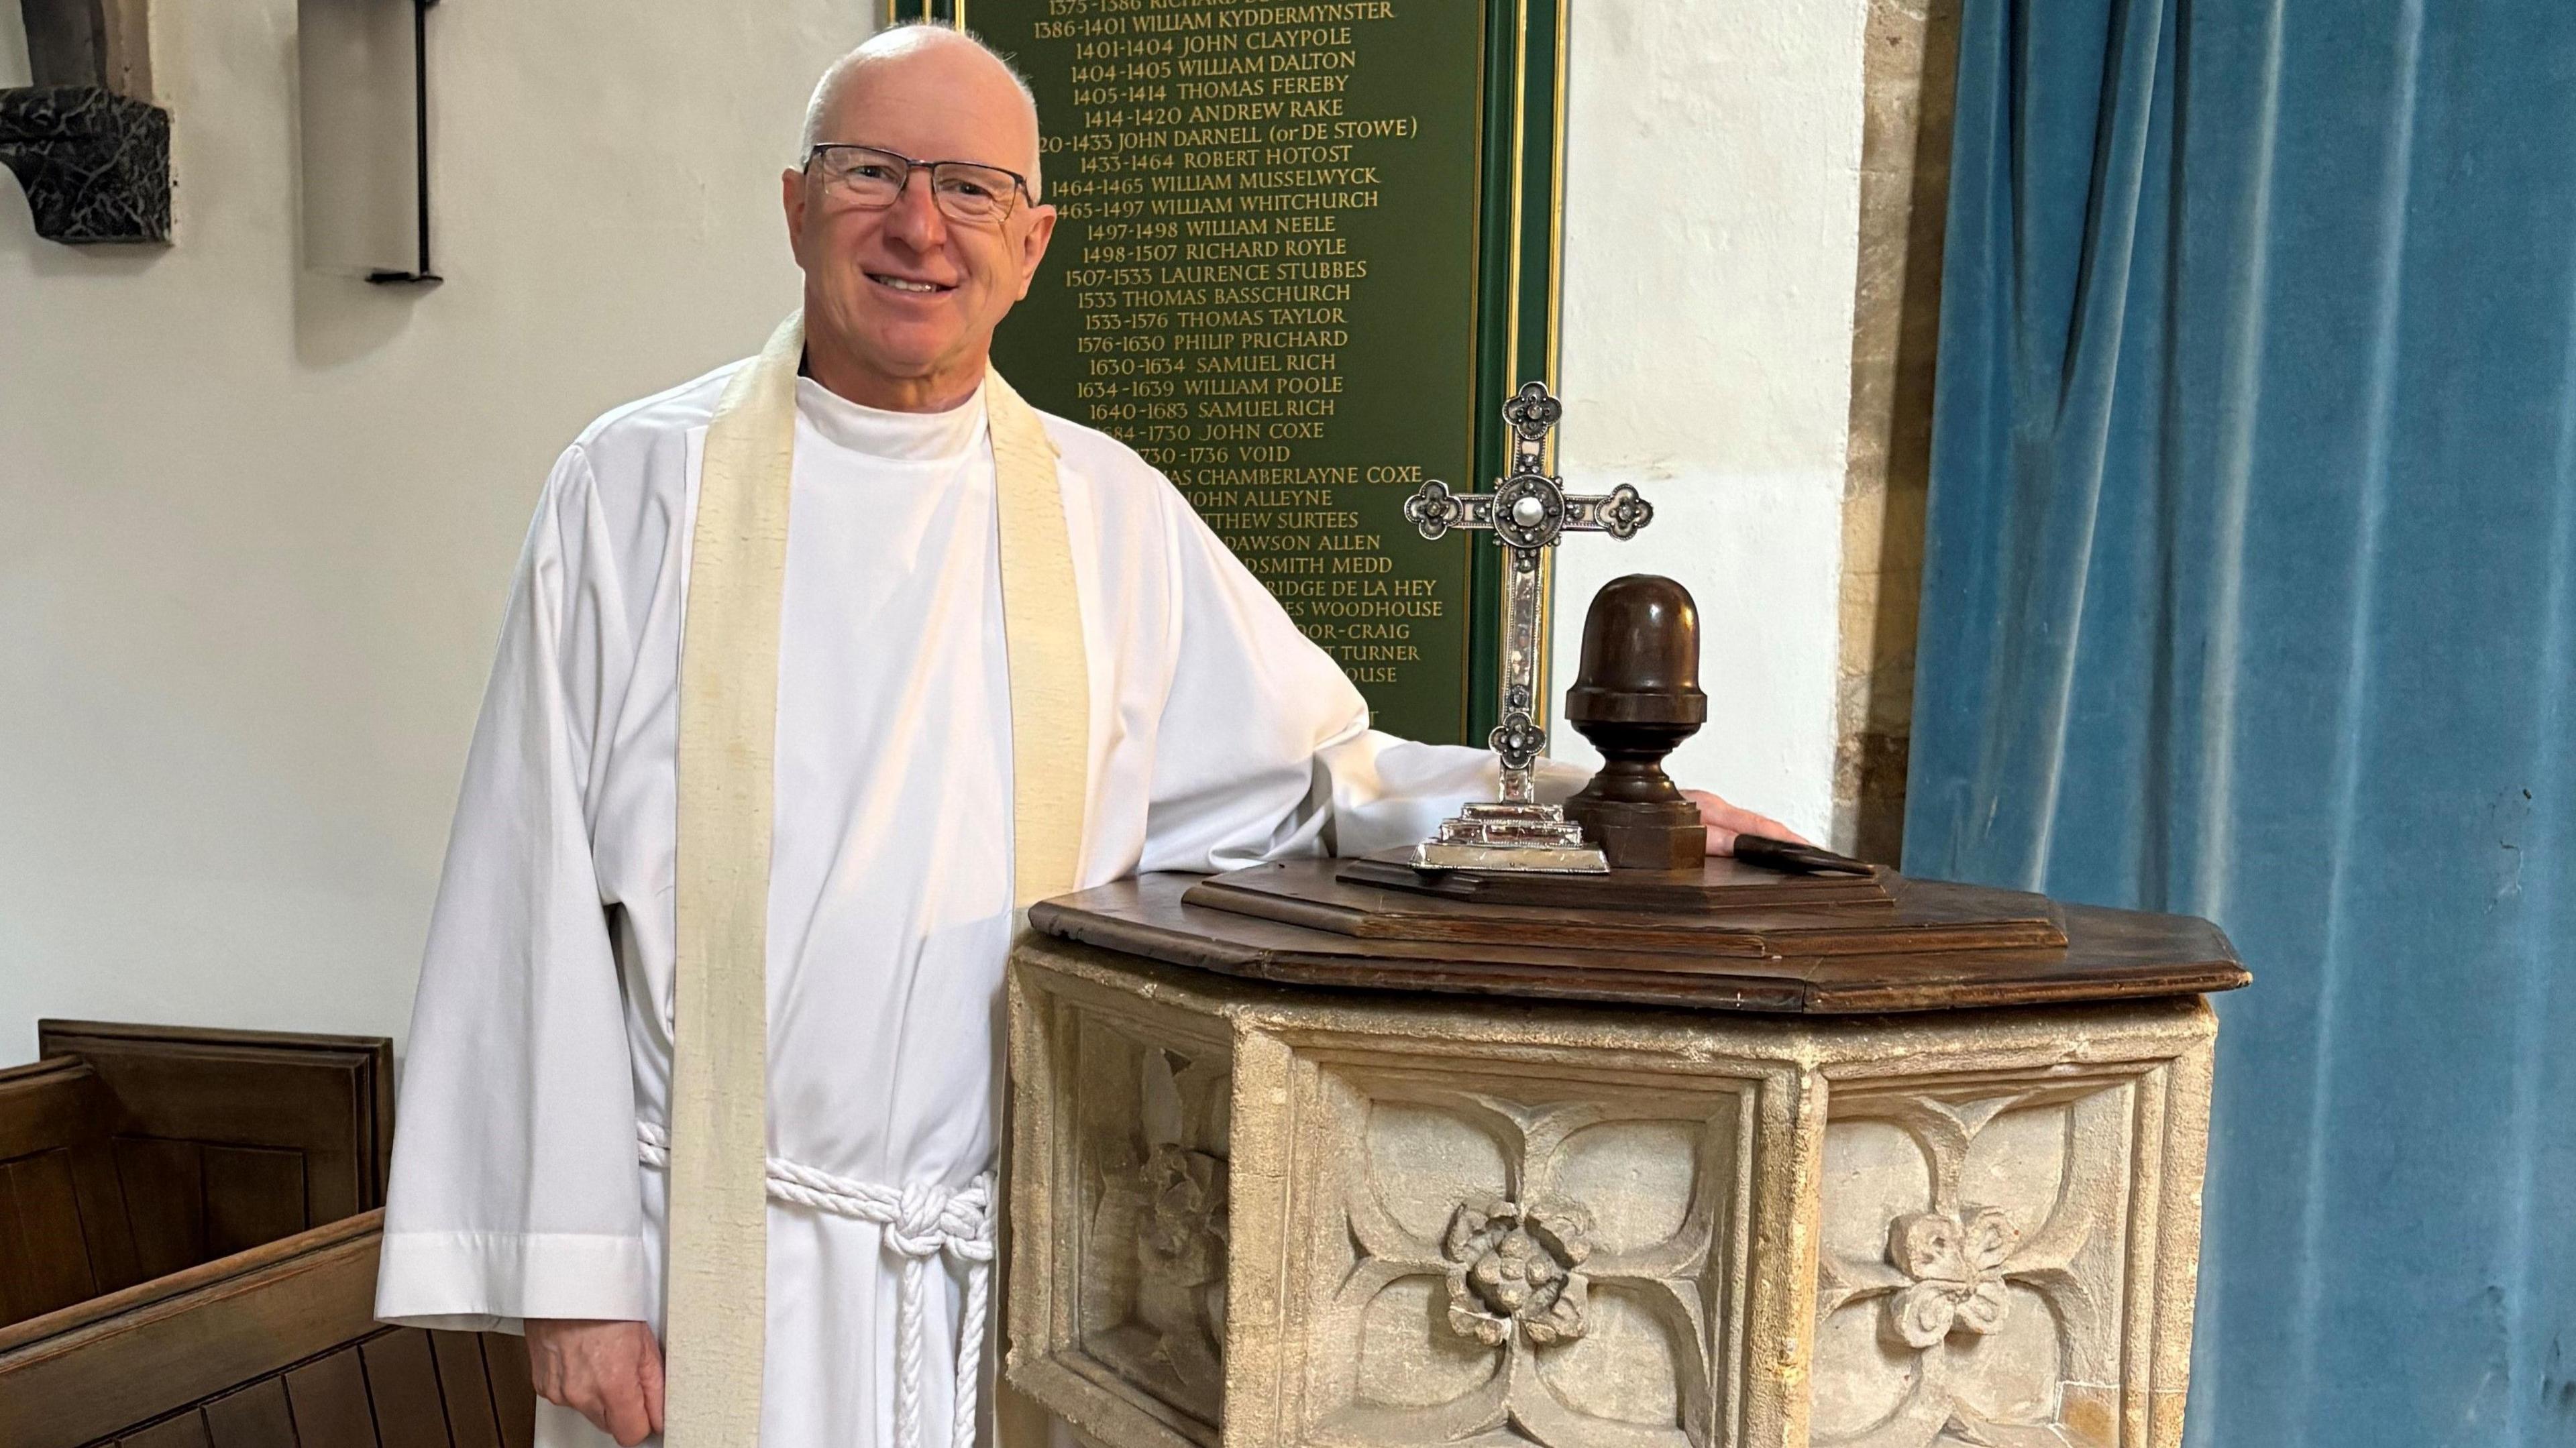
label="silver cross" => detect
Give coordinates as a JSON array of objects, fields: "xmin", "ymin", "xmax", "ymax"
[{"xmin": 1398, "ymin": 382, "xmax": 1653, "ymax": 871}]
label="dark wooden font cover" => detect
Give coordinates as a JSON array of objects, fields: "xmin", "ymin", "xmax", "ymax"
[{"xmin": 1036, "ymin": 863, "xmax": 2249, "ymax": 1013}]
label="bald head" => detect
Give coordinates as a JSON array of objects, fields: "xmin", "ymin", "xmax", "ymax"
[{"xmin": 799, "ymin": 25, "xmax": 1044, "ymax": 197}]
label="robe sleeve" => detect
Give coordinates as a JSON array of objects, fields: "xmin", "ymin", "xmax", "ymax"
[
  {"xmin": 1138, "ymin": 491, "xmax": 1587, "ymax": 873},
  {"xmin": 375, "ymin": 447, "xmax": 651, "ymax": 1333}
]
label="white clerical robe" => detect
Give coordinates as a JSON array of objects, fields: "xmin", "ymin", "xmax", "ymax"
[{"xmin": 376, "ymin": 361, "xmax": 1575, "ymax": 1448}]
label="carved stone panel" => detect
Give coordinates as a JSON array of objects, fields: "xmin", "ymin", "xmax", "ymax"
[
  {"xmin": 1295, "ymin": 1063, "xmax": 1756, "ymax": 1448},
  {"xmin": 1018, "ymin": 978, "xmax": 1237, "ymax": 1443},
  {"xmin": 1082, "ymin": 1030, "xmax": 1232, "ymax": 1421},
  {"xmin": 1811, "ymin": 1070, "xmax": 2180, "ymax": 1448}
]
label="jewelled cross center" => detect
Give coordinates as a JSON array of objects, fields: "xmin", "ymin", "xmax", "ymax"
[{"xmin": 1402, "ymin": 381, "xmax": 1653, "ymax": 803}]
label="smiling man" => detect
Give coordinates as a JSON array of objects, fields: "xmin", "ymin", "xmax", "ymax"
[{"xmin": 372, "ymin": 24, "xmax": 1788, "ymax": 1448}]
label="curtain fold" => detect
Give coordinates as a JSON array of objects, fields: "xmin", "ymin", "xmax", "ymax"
[{"xmin": 1909, "ymin": 1, "xmax": 2576, "ymax": 1442}]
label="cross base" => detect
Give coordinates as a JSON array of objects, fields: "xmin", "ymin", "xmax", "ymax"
[{"xmin": 1411, "ymin": 801, "xmax": 1610, "ymax": 874}]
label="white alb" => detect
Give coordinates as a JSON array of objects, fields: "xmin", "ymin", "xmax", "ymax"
[{"xmin": 375, "ymin": 364, "xmax": 1578, "ymax": 1448}]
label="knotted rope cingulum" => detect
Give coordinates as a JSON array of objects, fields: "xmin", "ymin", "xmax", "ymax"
[{"xmin": 637, "ymin": 1121, "xmax": 996, "ymax": 1448}]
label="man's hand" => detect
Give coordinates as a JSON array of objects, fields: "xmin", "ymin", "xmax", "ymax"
[
  {"xmin": 1684, "ymin": 789, "xmax": 1807, "ymax": 858},
  {"xmin": 526, "ymin": 1319, "xmax": 665, "ymax": 1446}
]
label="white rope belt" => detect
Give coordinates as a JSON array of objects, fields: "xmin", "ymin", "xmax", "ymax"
[{"xmin": 636, "ymin": 1121, "xmax": 995, "ymax": 1448}]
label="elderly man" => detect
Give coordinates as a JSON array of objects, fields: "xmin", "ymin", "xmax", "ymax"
[{"xmin": 375, "ymin": 23, "xmax": 1789, "ymax": 1448}]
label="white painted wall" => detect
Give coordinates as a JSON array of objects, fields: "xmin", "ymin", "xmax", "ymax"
[
  {"xmin": 1550, "ymin": 0, "xmax": 1865, "ymax": 841},
  {"xmin": 0, "ymin": 1, "xmax": 863, "ymax": 1065},
  {"xmin": 0, "ymin": 0, "xmax": 1866, "ymax": 1068}
]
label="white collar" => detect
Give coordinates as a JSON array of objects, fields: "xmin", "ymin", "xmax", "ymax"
[{"xmin": 793, "ymin": 375, "xmax": 987, "ymax": 462}]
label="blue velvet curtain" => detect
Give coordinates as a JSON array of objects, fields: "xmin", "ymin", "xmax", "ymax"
[{"xmin": 1907, "ymin": 1, "xmax": 2576, "ymax": 1442}]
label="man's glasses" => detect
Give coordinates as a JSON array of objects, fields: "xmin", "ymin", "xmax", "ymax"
[{"xmin": 804, "ymin": 144, "xmax": 1032, "ymax": 225}]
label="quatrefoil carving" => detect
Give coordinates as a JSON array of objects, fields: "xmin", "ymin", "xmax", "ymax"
[
  {"xmin": 1319, "ymin": 1089, "xmax": 1733, "ymax": 1448},
  {"xmin": 1813, "ymin": 1084, "xmax": 2132, "ymax": 1448}
]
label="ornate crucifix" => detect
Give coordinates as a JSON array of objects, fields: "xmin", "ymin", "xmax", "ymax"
[{"xmin": 1399, "ymin": 381, "xmax": 1654, "ymax": 871}]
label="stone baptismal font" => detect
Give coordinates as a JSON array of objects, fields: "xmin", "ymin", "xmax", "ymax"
[{"xmin": 1000, "ymin": 386, "xmax": 2248, "ymax": 1448}]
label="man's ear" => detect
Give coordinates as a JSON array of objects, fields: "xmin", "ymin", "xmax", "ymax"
[
  {"xmin": 1014, "ymin": 205, "xmax": 1059, "ymax": 300},
  {"xmin": 782, "ymin": 168, "xmax": 809, "ymax": 260}
]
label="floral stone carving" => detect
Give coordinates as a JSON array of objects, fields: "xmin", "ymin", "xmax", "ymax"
[
  {"xmin": 1441, "ymin": 1197, "xmax": 1595, "ymax": 1345},
  {"xmin": 1884, "ymin": 1207, "xmax": 2019, "ymax": 1349},
  {"xmin": 1140, "ymin": 1137, "xmax": 1228, "ymax": 1262}
]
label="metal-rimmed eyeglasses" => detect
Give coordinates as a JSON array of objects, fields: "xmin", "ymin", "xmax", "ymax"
[{"xmin": 804, "ymin": 143, "xmax": 1033, "ymax": 225}]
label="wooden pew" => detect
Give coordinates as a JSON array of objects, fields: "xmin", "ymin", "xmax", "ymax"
[{"xmin": 0, "ymin": 1022, "xmax": 540, "ymax": 1448}]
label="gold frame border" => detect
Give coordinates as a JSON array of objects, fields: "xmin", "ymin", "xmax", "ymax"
[{"xmin": 1504, "ymin": 0, "xmax": 1572, "ymax": 731}]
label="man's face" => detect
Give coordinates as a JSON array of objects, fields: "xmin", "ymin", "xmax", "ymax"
[{"xmin": 784, "ymin": 44, "xmax": 1057, "ymax": 401}]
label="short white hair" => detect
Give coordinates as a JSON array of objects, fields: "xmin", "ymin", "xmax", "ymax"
[{"xmin": 797, "ymin": 23, "xmax": 1044, "ymax": 197}]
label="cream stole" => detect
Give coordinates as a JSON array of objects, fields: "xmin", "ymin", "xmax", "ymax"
[{"xmin": 662, "ymin": 312, "xmax": 1089, "ymax": 1446}]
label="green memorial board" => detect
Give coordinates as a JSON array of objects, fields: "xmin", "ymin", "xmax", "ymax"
[{"xmin": 891, "ymin": 0, "xmax": 1566, "ymax": 743}]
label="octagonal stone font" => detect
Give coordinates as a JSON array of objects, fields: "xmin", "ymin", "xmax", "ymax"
[{"xmin": 1006, "ymin": 935, "xmax": 2216, "ymax": 1448}]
